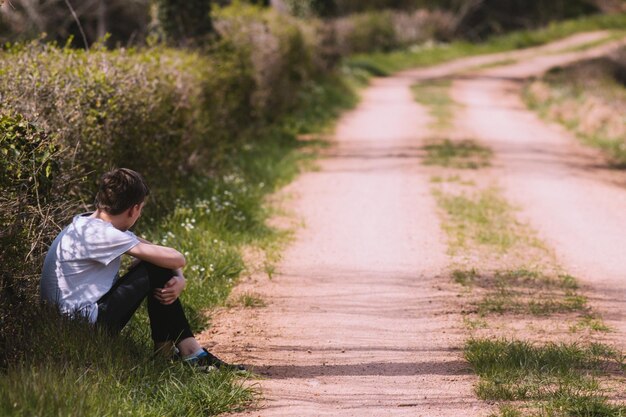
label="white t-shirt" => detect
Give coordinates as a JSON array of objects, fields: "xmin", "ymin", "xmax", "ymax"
[{"xmin": 40, "ymin": 213, "xmax": 140, "ymax": 323}]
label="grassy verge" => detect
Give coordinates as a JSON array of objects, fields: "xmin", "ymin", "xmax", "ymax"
[
  {"xmin": 415, "ymin": 70, "xmax": 625, "ymax": 415},
  {"xmin": 0, "ymin": 74, "xmax": 360, "ymax": 416},
  {"xmin": 432, "ymin": 159, "xmax": 625, "ymax": 417},
  {"xmin": 347, "ymin": 13, "xmax": 626, "ymax": 76},
  {"xmin": 432, "ymin": 177, "xmax": 625, "ymax": 413},
  {"xmin": 523, "ymin": 54, "xmax": 626, "ymax": 166},
  {"xmin": 550, "ymin": 31, "xmax": 626, "ymax": 54},
  {"xmin": 455, "ymin": 268, "xmax": 585, "ymax": 316},
  {"xmin": 467, "ymin": 339, "xmax": 625, "ymax": 416}
]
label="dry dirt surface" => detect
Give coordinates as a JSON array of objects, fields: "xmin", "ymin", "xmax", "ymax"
[{"xmin": 201, "ymin": 32, "xmax": 626, "ymax": 416}]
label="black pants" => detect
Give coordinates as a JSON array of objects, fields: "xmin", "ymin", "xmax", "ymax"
[{"xmin": 96, "ymin": 261, "xmax": 194, "ymax": 343}]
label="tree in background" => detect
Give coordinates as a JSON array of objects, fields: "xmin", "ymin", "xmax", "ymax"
[
  {"xmin": 453, "ymin": 0, "xmax": 601, "ymax": 39},
  {"xmin": 245, "ymin": 0, "xmax": 271, "ymax": 6},
  {"xmin": 311, "ymin": 0, "xmax": 338, "ymax": 17},
  {"xmin": 157, "ymin": 0, "xmax": 214, "ymax": 46},
  {"xmin": 278, "ymin": 0, "xmax": 337, "ymax": 18},
  {"xmin": 0, "ymin": 0, "xmax": 150, "ymax": 47}
]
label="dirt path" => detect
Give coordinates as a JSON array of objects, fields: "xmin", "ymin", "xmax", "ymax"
[
  {"xmin": 453, "ymin": 37, "xmax": 626, "ymax": 336},
  {"xmin": 209, "ymin": 72, "xmax": 483, "ymax": 417},
  {"xmin": 202, "ymin": 32, "xmax": 626, "ymax": 416},
  {"xmin": 450, "ymin": 38, "xmax": 626, "ymax": 339}
]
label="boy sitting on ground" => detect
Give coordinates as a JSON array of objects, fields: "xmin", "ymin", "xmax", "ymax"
[{"xmin": 41, "ymin": 168, "xmax": 244, "ymax": 371}]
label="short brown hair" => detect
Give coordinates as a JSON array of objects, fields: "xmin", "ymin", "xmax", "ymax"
[{"xmin": 95, "ymin": 168, "xmax": 150, "ymax": 215}]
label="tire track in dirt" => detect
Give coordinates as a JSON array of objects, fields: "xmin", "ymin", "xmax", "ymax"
[
  {"xmin": 202, "ymin": 32, "xmax": 623, "ymax": 416},
  {"xmin": 210, "ymin": 78, "xmax": 480, "ymax": 416},
  {"xmin": 450, "ymin": 40, "xmax": 626, "ymax": 341},
  {"xmin": 206, "ymin": 62, "xmax": 480, "ymax": 417}
]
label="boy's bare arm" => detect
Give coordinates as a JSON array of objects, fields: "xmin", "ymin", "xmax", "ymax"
[{"xmin": 126, "ymin": 238, "xmax": 186, "ymax": 270}]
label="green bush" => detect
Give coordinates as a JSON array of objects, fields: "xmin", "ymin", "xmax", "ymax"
[
  {"xmin": 333, "ymin": 8, "xmax": 455, "ymax": 54},
  {"xmin": 343, "ymin": 10, "xmax": 397, "ymax": 52},
  {"xmin": 0, "ymin": 113, "xmax": 67, "ymax": 365},
  {"xmin": 214, "ymin": 3, "xmax": 327, "ymax": 117},
  {"xmin": 456, "ymin": 0, "xmax": 601, "ymax": 40}
]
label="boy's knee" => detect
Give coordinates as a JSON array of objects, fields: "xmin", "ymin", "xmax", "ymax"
[{"xmin": 140, "ymin": 261, "xmax": 175, "ymax": 287}]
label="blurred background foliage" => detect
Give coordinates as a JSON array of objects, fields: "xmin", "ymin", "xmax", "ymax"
[
  {"xmin": 0, "ymin": 0, "xmax": 625, "ymax": 368},
  {"xmin": 1, "ymin": 0, "xmax": 622, "ymax": 47}
]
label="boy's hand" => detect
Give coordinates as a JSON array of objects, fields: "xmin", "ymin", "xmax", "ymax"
[{"xmin": 153, "ymin": 276, "xmax": 186, "ymax": 305}]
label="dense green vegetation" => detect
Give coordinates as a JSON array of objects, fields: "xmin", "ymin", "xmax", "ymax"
[{"xmin": 1, "ymin": 3, "xmax": 330, "ymax": 340}]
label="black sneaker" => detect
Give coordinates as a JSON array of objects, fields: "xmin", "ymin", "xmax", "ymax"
[{"xmin": 193, "ymin": 349, "xmax": 247, "ymax": 373}]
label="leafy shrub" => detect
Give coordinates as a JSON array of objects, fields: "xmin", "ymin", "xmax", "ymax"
[
  {"xmin": 333, "ymin": 8, "xmax": 456, "ymax": 54},
  {"xmin": 456, "ymin": 0, "xmax": 601, "ymax": 40},
  {"xmin": 0, "ymin": 45, "xmax": 203, "ymax": 211},
  {"xmin": 0, "ymin": 112, "xmax": 80, "ymax": 366},
  {"xmin": 340, "ymin": 10, "xmax": 397, "ymax": 53},
  {"xmin": 0, "ymin": 113, "xmax": 59, "ymax": 281},
  {"xmin": 214, "ymin": 3, "xmax": 326, "ymax": 117}
]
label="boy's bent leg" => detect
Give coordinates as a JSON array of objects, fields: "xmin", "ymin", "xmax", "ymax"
[
  {"xmin": 96, "ymin": 262, "xmax": 193, "ymax": 343},
  {"xmin": 143, "ymin": 263, "xmax": 194, "ymax": 344},
  {"xmin": 96, "ymin": 262, "xmax": 152, "ymax": 334},
  {"xmin": 147, "ymin": 295, "xmax": 194, "ymax": 344}
]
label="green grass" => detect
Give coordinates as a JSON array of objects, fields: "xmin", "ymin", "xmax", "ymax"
[
  {"xmin": 434, "ymin": 187, "xmax": 520, "ymax": 252},
  {"xmin": 423, "ymin": 139, "xmax": 493, "ymax": 169},
  {"xmin": 438, "ymin": 185, "xmax": 587, "ymax": 316},
  {"xmin": 465, "ymin": 58, "xmax": 519, "ymax": 72},
  {"xmin": 431, "ymin": 175, "xmax": 476, "ymax": 186},
  {"xmin": 453, "ymin": 268, "xmax": 479, "ymax": 286},
  {"xmin": 463, "ymin": 316, "xmax": 489, "ymax": 330},
  {"xmin": 479, "ymin": 289, "xmax": 586, "ymax": 316},
  {"xmin": 454, "ymin": 268, "xmax": 587, "ymax": 316},
  {"xmin": 346, "ymin": 13, "xmax": 626, "ymax": 76},
  {"xmin": 0, "ymin": 310, "xmax": 256, "ymax": 417},
  {"xmin": 466, "ymin": 338, "xmax": 625, "ymax": 415},
  {"xmin": 412, "ymin": 79, "xmax": 455, "ymax": 129},
  {"xmin": 551, "ymin": 31, "xmax": 626, "ymax": 54},
  {"xmin": 412, "ymin": 79, "xmax": 493, "ymax": 170},
  {"xmin": 490, "ymin": 405, "xmax": 524, "ymax": 417},
  {"xmin": 0, "ymin": 74, "xmax": 359, "ymax": 416},
  {"xmin": 230, "ymin": 292, "xmax": 266, "ymax": 308},
  {"xmin": 570, "ymin": 314, "xmax": 612, "ymax": 334}
]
